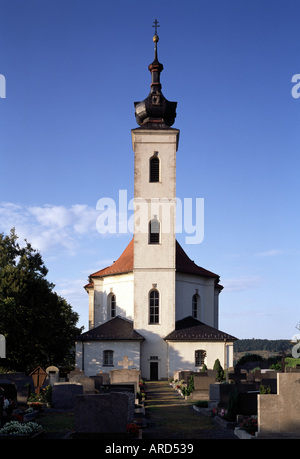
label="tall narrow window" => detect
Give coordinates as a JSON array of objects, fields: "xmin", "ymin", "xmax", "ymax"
[
  {"xmin": 192, "ymin": 294, "xmax": 198, "ymax": 318},
  {"xmin": 149, "ymin": 290, "xmax": 159, "ymax": 324},
  {"xmin": 111, "ymin": 294, "xmax": 116, "ymax": 318},
  {"xmin": 150, "ymin": 155, "xmax": 159, "ymax": 182},
  {"xmin": 103, "ymin": 350, "xmax": 114, "ymax": 366},
  {"xmin": 149, "ymin": 219, "xmax": 160, "ymax": 244},
  {"xmin": 195, "ymin": 350, "xmax": 206, "ymax": 367}
]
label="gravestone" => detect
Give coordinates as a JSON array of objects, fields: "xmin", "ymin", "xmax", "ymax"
[
  {"xmin": 210, "ymin": 383, "xmax": 236, "ymax": 408},
  {"xmin": 52, "ymin": 382, "xmax": 83, "ymax": 409},
  {"xmin": 109, "ymin": 370, "xmax": 140, "ymax": 397},
  {"xmin": 67, "ymin": 367, "xmax": 95, "ymax": 393},
  {"xmin": 0, "ymin": 373, "xmax": 32, "ymax": 405},
  {"xmin": 74, "ymin": 392, "xmax": 132, "ymax": 434},
  {"xmin": 175, "ymin": 371, "xmax": 198, "ymax": 383},
  {"xmin": 106, "ymin": 383, "xmax": 135, "ymax": 419},
  {"xmin": 257, "ymin": 372, "xmax": 300, "ymax": 437},
  {"xmin": 191, "ymin": 374, "xmax": 216, "ymax": 400},
  {"xmin": 227, "ymin": 367, "xmax": 247, "ymax": 384},
  {"xmin": 0, "ymin": 380, "xmax": 17, "ymax": 403},
  {"xmin": 46, "ymin": 366, "xmax": 59, "ymax": 386},
  {"xmin": 109, "ymin": 356, "xmax": 140, "ymax": 399},
  {"xmin": 0, "ymin": 391, "xmax": 3, "ymax": 426},
  {"xmin": 285, "ymin": 366, "xmax": 300, "ymax": 373},
  {"xmin": 106, "ymin": 384, "xmax": 135, "ymax": 395},
  {"xmin": 67, "ymin": 367, "xmax": 85, "ymax": 381},
  {"xmin": 90, "ymin": 372, "xmax": 110, "ymax": 391}
]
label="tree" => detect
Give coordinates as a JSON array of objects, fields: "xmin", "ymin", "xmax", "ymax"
[
  {"xmin": 213, "ymin": 358, "xmax": 225, "ymax": 381},
  {"xmin": 0, "ymin": 229, "xmax": 83, "ymax": 373}
]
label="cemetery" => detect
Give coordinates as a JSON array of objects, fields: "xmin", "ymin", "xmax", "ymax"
[
  {"xmin": 0, "ymin": 357, "xmax": 146, "ymax": 439},
  {"xmin": 170, "ymin": 359, "xmax": 300, "ymax": 439},
  {"xmin": 0, "ymin": 356, "xmax": 300, "ymax": 439}
]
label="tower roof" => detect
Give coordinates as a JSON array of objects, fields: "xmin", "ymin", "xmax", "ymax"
[
  {"xmin": 134, "ymin": 20, "xmax": 177, "ymax": 128},
  {"xmin": 87, "ymin": 238, "xmax": 220, "ymax": 286}
]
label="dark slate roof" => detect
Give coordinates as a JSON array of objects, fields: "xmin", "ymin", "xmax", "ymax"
[
  {"xmin": 164, "ymin": 316, "xmax": 237, "ymax": 341},
  {"xmin": 76, "ymin": 316, "xmax": 145, "ymax": 342},
  {"xmin": 175, "ymin": 241, "xmax": 218, "ymax": 278}
]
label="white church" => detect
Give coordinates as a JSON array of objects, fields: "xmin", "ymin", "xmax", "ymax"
[{"xmin": 75, "ymin": 26, "xmax": 236, "ymax": 380}]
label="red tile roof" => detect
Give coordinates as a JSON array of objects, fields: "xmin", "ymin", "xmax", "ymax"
[
  {"xmin": 86, "ymin": 238, "xmax": 219, "ymax": 286},
  {"xmin": 90, "ymin": 238, "xmax": 134, "ymax": 279}
]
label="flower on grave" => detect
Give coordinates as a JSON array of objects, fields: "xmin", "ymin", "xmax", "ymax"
[
  {"xmin": 219, "ymin": 408, "xmax": 228, "ymax": 418},
  {"xmin": 126, "ymin": 423, "xmax": 140, "ymax": 437},
  {"xmin": 3, "ymin": 398, "xmax": 15, "ymax": 415},
  {"xmin": 3, "ymin": 398, "xmax": 9, "ymax": 410},
  {"xmin": 0, "ymin": 421, "xmax": 43, "ymax": 436},
  {"xmin": 240, "ymin": 416, "xmax": 258, "ymax": 436},
  {"xmin": 139, "ymin": 381, "xmax": 146, "ymax": 391}
]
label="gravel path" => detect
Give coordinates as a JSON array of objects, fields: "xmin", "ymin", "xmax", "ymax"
[{"xmin": 142, "ymin": 381, "xmax": 237, "ymax": 440}]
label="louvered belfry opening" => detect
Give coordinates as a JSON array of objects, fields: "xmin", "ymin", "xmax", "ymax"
[
  {"xmin": 149, "ymin": 219, "xmax": 160, "ymax": 244},
  {"xmin": 150, "ymin": 156, "xmax": 159, "ymax": 182}
]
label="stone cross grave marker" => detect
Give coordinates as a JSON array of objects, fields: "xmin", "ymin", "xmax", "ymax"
[{"xmin": 118, "ymin": 355, "xmax": 133, "ymax": 369}]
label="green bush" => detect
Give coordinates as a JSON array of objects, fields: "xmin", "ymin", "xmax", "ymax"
[
  {"xmin": 213, "ymin": 359, "xmax": 225, "ymax": 381},
  {"xmin": 285, "ymin": 357, "xmax": 300, "ymax": 368},
  {"xmin": 260, "ymin": 384, "xmax": 271, "ymax": 394}
]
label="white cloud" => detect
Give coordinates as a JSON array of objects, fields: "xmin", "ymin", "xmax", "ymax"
[{"xmin": 0, "ymin": 201, "xmax": 99, "ymax": 255}]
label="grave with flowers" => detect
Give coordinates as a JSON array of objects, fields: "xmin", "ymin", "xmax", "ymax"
[{"xmin": 0, "ymin": 420, "xmax": 44, "ymax": 439}]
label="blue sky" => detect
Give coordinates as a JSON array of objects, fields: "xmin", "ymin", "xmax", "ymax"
[{"xmin": 0, "ymin": 0, "xmax": 299, "ymax": 340}]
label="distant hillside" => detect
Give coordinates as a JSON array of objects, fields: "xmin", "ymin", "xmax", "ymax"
[{"xmin": 234, "ymin": 339, "xmax": 292, "ymax": 354}]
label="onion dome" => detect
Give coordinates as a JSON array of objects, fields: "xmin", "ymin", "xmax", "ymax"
[{"xmin": 134, "ymin": 21, "xmax": 177, "ymax": 128}]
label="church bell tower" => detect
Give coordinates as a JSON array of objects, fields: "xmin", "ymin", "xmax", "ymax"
[{"xmin": 131, "ymin": 22, "xmax": 180, "ymax": 380}]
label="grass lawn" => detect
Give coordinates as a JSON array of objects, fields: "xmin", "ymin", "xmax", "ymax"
[{"xmin": 38, "ymin": 410, "xmax": 74, "ymax": 439}]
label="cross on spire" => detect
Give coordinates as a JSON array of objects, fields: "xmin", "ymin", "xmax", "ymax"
[{"xmin": 152, "ymin": 19, "xmax": 160, "ymax": 35}]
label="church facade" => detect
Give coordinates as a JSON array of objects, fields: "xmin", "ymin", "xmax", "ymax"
[{"xmin": 75, "ymin": 28, "xmax": 236, "ymax": 380}]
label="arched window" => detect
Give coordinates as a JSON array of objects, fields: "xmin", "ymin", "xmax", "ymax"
[
  {"xmin": 103, "ymin": 350, "xmax": 114, "ymax": 366},
  {"xmin": 149, "ymin": 219, "xmax": 160, "ymax": 244},
  {"xmin": 195, "ymin": 349, "xmax": 206, "ymax": 367},
  {"xmin": 111, "ymin": 294, "xmax": 116, "ymax": 318},
  {"xmin": 149, "ymin": 289, "xmax": 159, "ymax": 324},
  {"xmin": 192, "ymin": 294, "xmax": 198, "ymax": 318},
  {"xmin": 149, "ymin": 155, "xmax": 159, "ymax": 182}
]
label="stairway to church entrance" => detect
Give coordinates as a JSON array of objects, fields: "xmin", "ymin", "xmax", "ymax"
[{"xmin": 142, "ymin": 381, "xmax": 237, "ymax": 439}]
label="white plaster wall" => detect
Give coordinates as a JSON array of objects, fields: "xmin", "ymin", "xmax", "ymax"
[
  {"xmin": 133, "ymin": 202, "xmax": 176, "ymax": 270},
  {"xmin": 134, "ymin": 269, "xmax": 175, "ymax": 380},
  {"xmin": 175, "ymin": 273, "xmax": 216, "ymax": 326},
  {"xmin": 91, "ymin": 273, "xmax": 134, "ymax": 327},
  {"xmin": 132, "ymin": 128, "xmax": 179, "ymax": 380},
  {"xmin": 75, "ymin": 340, "xmax": 141, "ymax": 377},
  {"xmin": 167, "ymin": 340, "xmax": 233, "ymax": 377},
  {"xmin": 132, "ymin": 128, "xmax": 179, "ymax": 200}
]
